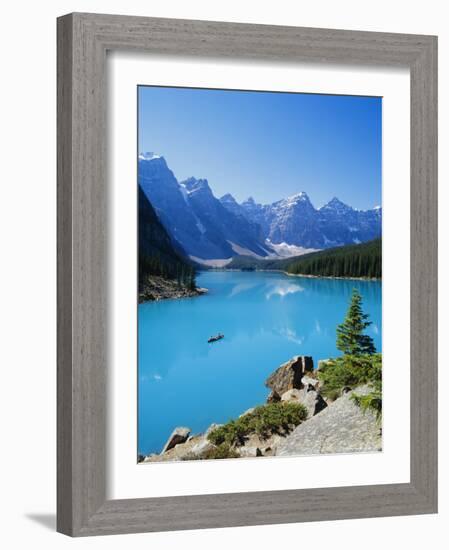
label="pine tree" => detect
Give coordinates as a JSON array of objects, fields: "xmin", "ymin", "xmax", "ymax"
[{"xmin": 336, "ymin": 289, "xmax": 376, "ymax": 355}]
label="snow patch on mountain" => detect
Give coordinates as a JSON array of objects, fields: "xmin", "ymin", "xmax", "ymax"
[
  {"xmin": 139, "ymin": 153, "xmax": 381, "ymax": 260},
  {"xmin": 228, "ymin": 241, "xmax": 263, "ymax": 258},
  {"xmin": 139, "ymin": 151, "xmax": 161, "ymax": 161},
  {"xmin": 178, "ymin": 183, "xmax": 189, "ymax": 204},
  {"xmin": 265, "ymin": 240, "xmax": 318, "ymax": 258},
  {"xmin": 189, "ymin": 255, "xmax": 232, "ymax": 267}
]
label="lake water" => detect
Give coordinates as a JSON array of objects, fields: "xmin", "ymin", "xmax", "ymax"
[{"xmin": 138, "ymin": 271, "xmax": 382, "ymax": 455}]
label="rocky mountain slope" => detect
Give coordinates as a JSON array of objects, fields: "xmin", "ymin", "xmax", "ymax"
[
  {"xmin": 139, "ymin": 152, "xmax": 381, "ymax": 261},
  {"xmin": 276, "ymin": 385, "xmax": 381, "ymax": 456},
  {"xmin": 139, "ymin": 185, "xmax": 202, "ymax": 301},
  {"xmin": 139, "ymin": 153, "xmax": 269, "ymax": 260},
  {"xmin": 234, "ymin": 193, "xmax": 381, "ymax": 250}
]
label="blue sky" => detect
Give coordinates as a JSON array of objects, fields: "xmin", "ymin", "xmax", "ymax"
[{"xmin": 138, "ymin": 86, "xmax": 381, "ymax": 210}]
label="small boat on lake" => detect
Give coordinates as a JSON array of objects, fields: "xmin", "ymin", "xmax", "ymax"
[{"xmin": 208, "ymin": 333, "xmax": 224, "ymax": 343}]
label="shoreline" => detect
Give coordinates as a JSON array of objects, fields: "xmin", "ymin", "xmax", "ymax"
[
  {"xmin": 139, "ymin": 275, "xmax": 208, "ymax": 304},
  {"xmin": 284, "ymin": 272, "xmax": 380, "ymax": 282},
  {"xmin": 203, "ymin": 267, "xmax": 380, "ymax": 282},
  {"xmin": 139, "ymin": 354, "xmax": 382, "ymax": 462}
]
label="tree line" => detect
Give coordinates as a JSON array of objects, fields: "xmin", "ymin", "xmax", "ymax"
[
  {"xmin": 286, "ymin": 239, "xmax": 381, "ymax": 278},
  {"xmin": 138, "ymin": 186, "xmax": 197, "ymax": 291},
  {"xmin": 139, "ymin": 253, "xmax": 196, "ymax": 290}
]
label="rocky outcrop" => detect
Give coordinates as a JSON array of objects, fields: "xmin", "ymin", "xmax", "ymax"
[
  {"xmin": 139, "ymin": 358, "xmax": 380, "ymax": 464},
  {"xmin": 301, "ymin": 374, "xmax": 321, "ymax": 390},
  {"xmin": 281, "ymin": 387, "xmax": 327, "ymax": 417},
  {"xmin": 143, "ymin": 433, "xmax": 206, "ymax": 462},
  {"xmin": 265, "ymin": 356, "xmax": 314, "ymax": 400},
  {"xmin": 276, "ymin": 385, "xmax": 381, "ymax": 456},
  {"xmin": 139, "ymin": 276, "xmax": 207, "ymax": 303},
  {"xmin": 161, "ymin": 426, "xmax": 191, "ymax": 454},
  {"xmin": 239, "ymin": 193, "xmax": 382, "ymax": 250},
  {"xmin": 237, "ymin": 433, "xmax": 284, "ymax": 458}
]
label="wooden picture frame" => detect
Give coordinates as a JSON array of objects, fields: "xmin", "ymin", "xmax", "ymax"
[{"xmin": 57, "ymin": 12, "xmax": 438, "ymax": 536}]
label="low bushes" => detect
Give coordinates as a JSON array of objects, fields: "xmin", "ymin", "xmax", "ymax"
[
  {"xmin": 317, "ymin": 353, "xmax": 382, "ymax": 401},
  {"xmin": 207, "ymin": 401, "xmax": 308, "ymax": 447},
  {"xmin": 317, "ymin": 353, "xmax": 382, "ymax": 419}
]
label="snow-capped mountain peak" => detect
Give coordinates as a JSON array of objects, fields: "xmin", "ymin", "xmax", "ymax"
[
  {"xmin": 138, "ymin": 154, "xmax": 381, "ymax": 260},
  {"xmin": 321, "ymin": 197, "xmax": 353, "ymax": 212},
  {"xmin": 272, "ymin": 192, "xmax": 313, "ymax": 211},
  {"xmin": 285, "ymin": 191, "xmax": 310, "ymax": 205},
  {"xmin": 292, "ymin": 191, "xmax": 309, "ymax": 200},
  {"xmin": 139, "ymin": 151, "xmax": 162, "ymax": 161}
]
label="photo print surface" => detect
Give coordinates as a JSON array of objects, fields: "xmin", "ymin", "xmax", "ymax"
[{"xmin": 137, "ymin": 86, "xmax": 382, "ymax": 463}]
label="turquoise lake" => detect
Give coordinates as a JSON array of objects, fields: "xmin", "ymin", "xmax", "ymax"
[{"xmin": 138, "ymin": 271, "xmax": 382, "ymax": 455}]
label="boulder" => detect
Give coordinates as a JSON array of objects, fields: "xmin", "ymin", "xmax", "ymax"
[
  {"xmin": 276, "ymin": 385, "xmax": 382, "ymax": 456},
  {"xmin": 143, "ymin": 433, "xmax": 213, "ymax": 462},
  {"xmin": 161, "ymin": 426, "xmax": 191, "ymax": 454},
  {"xmin": 280, "ymin": 387, "xmax": 327, "ymax": 417},
  {"xmin": 238, "ymin": 445, "xmax": 261, "ymax": 458},
  {"xmin": 301, "ymin": 374, "xmax": 320, "ymax": 390},
  {"xmin": 280, "ymin": 388, "xmax": 302, "ymax": 402},
  {"xmin": 236, "ymin": 433, "xmax": 284, "ymax": 458},
  {"xmin": 300, "ymin": 388, "xmax": 327, "ymax": 417},
  {"xmin": 191, "ymin": 438, "xmax": 216, "ymax": 456},
  {"xmin": 265, "ymin": 355, "xmax": 313, "ymax": 398}
]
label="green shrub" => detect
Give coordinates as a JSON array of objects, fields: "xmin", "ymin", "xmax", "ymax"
[
  {"xmin": 317, "ymin": 353, "xmax": 381, "ymax": 399},
  {"xmin": 317, "ymin": 288, "xmax": 382, "ymax": 415},
  {"xmin": 207, "ymin": 402, "xmax": 308, "ymax": 447},
  {"xmin": 318, "ymin": 353, "xmax": 382, "ymax": 419},
  {"xmin": 204, "ymin": 443, "xmax": 240, "ymax": 459},
  {"xmin": 351, "ymin": 389, "xmax": 382, "ymax": 420}
]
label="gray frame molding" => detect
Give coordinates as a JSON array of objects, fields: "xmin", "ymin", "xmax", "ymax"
[{"xmin": 57, "ymin": 12, "xmax": 438, "ymax": 537}]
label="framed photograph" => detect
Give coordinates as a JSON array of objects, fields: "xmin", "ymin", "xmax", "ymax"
[{"xmin": 57, "ymin": 13, "xmax": 437, "ymax": 536}]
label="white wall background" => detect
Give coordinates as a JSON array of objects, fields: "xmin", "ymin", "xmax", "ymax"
[{"xmin": 0, "ymin": 1, "xmax": 445, "ymax": 548}]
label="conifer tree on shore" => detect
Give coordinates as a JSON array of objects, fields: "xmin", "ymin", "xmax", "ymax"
[{"xmin": 336, "ymin": 288, "xmax": 377, "ymax": 356}]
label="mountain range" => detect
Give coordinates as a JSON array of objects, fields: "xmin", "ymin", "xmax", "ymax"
[{"xmin": 138, "ymin": 152, "xmax": 382, "ymax": 263}]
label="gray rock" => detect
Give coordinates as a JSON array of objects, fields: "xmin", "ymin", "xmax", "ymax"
[
  {"xmin": 191, "ymin": 438, "xmax": 216, "ymax": 456},
  {"xmin": 144, "ymin": 433, "xmax": 213, "ymax": 462},
  {"xmin": 161, "ymin": 426, "xmax": 191, "ymax": 454},
  {"xmin": 276, "ymin": 386, "xmax": 381, "ymax": 456},
  {"xmin": 265, "ymin": 356, "xmax": 314, "ymax": 398},
  {"xmin": 238, "ymin": 446, "xmax": 261, "ymax": 458},
  {"xmin": 280, "ymin": 388, "xmax": 302, "ymax": 402},
  {"xmin": 299, "ymin": 388, "xmax": 327, "ymax": 417},
  {"xmin": 237, "ymin": 433, "xmax": 284, "ymax": 458},
  {"xmin": 301, "ymin": 374, "xmax": 321, "ymax": 390},
  {"xmin": 280, "ymin": 387, "xmax": 327, "ymax": 417}
]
